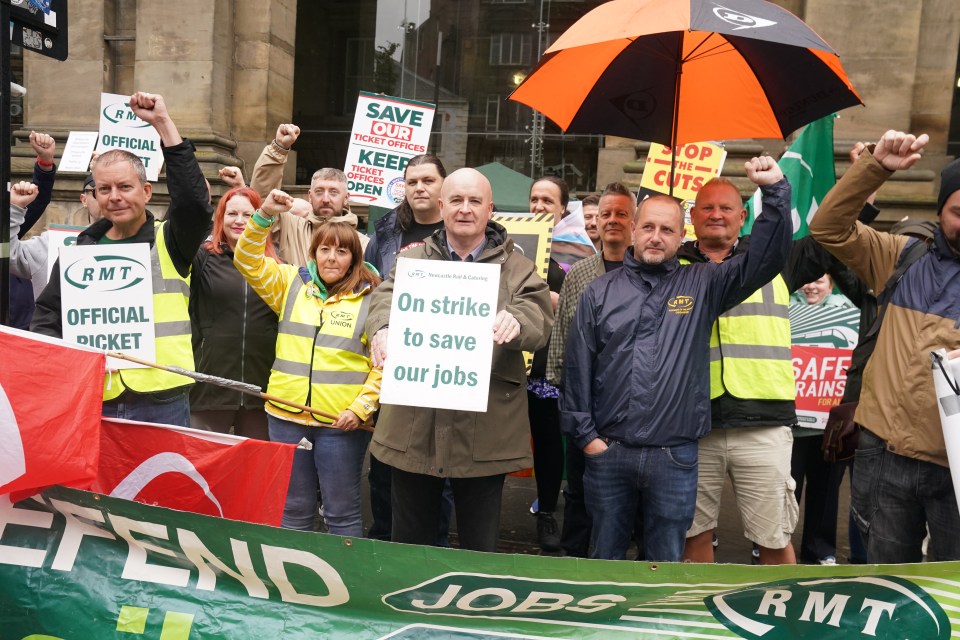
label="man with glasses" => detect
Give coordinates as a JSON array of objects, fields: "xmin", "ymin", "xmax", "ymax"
[{"xmin": 69, "ymin": 174, "xmax": 103, "ymax": 226}]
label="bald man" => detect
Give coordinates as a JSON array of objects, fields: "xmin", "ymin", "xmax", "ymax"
[
  {"xmin": 561, "ymin": 158, "xmax": 793, "ymax": 561},
  {"xmin": 365, "ymin": 168, "xmax": 554, "ymax": 552}
]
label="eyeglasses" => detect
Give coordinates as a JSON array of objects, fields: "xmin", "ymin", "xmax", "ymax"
[{"xmin": 82, "ymin": 188, "xmax": 95, "ymax": 195}]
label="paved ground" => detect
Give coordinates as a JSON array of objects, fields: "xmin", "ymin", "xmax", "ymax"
[{"xmin": 359, "ymin": 456, "xmax": 857, "ymax": 564}]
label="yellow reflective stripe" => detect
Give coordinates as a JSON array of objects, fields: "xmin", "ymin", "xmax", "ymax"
[
  {"xmin": 280, "ymin": 321, "xmax": 317, "ymax": 339},
  {"xmin": 273, "ymin": 358, "xmax": 311, "ymax": 378},
  {"xmin": 312, "ymin": 371, "xmax": 369, "ymax": 385},
  {"xmin": 315, "ymin": 334, "xmax": 365, "ymax": 355},
  {"xmin": 155, "ymin": 321, "xmax": 193, "ymax": 338},
  {"xmin": 710, "ymin": 344, "xmax": 793, "ymax": 360},
  {"xmin": 352, "ymin": 296, "xmax": 371, "ymax": 342},
  {"xmin": 722, "ymin": 301, "xmax": 789, "ymax": 319}
]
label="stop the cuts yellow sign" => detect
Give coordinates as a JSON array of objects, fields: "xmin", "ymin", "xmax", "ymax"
[{"xmin": 640, "ymin": 141, "xmax": 727, "ymax": 203}]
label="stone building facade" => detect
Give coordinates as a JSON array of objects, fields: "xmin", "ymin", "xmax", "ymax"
[{"xmin": 14, "ymin": 0, "xmax": 960, "ymax": 228}]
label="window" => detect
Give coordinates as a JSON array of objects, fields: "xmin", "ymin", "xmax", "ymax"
[
  {"xmin": 490, "ymin": 33, "xmax": 532, "ymax": 66},
  {"xmin": 485, "ymin": 95, "xmax": 502, "ymax": 131}
]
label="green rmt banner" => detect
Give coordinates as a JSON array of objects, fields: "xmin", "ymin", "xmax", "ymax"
[
  {"xmin": 744, "ymin": 114, "xmax": 837, "ymax": 240},
  {"xmin": 1, "ymin": 486, "xmax": 957, "ymax": 639}
]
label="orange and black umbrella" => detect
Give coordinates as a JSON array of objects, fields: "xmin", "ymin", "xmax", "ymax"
[{"xmin": 509, "ymin": 0, "xmax": 862, "ymax": 148}]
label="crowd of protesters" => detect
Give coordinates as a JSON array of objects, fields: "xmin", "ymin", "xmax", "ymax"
[{"xmin": 9, "ymin": 92, "xmax": 960, "ymax": 566}]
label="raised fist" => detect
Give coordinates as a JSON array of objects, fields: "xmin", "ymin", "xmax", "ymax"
[
  {"xmin": 29, "ymin": 131, "xmax": 55, "ymax": 165},
  {"xmin": 10, "ymin": 181, "xmax": 39, "ymax": 208},
  {"xmin": 261, "ymin": 188, "xmax": 294, "ymax": 218},
  {"xmin": 219, "ymin": 166, "xmax": 246, "ymax": 189},
  {"xmin": 275, "ymin": 124, "xmax": 301, "ymax": 149},
  {"xmin": 744, "ymin": 155, "xmax": 784, "ymax": 186},
  {"xmin": 129, "ymin": 92, "xmax": 170, "ymax": 125}
]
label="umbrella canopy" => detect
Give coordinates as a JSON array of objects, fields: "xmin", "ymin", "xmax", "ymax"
[{"xmin": 509, "ymin": 0, "xmax": 862, "ymax": 146}]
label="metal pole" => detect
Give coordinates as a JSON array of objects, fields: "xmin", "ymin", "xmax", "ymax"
[
  {"xmin": 430, "ymin": 28, "xmax": 442, "ymax": 154},
  {"xmin": 0, "ymin": 1, "xmax": 12, "ymax": 326}
]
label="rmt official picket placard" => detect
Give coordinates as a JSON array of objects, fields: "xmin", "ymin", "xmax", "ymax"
[
  {"xmin": 380, "ymin": 257, "xmax": 499, "ymax": 412},
  {"xmin": 98, "ymin": 93, "xmax": 164, "ymax": 181},
  {"xmin": 59, "ymin": 243, "xmax": 156, "ymax": 369},
  {"xmin": 344, "ymin": 92, "xmax": 435, "ymax": 208}
]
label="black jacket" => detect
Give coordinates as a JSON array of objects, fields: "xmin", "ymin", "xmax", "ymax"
[
  {"xmin": 189, "ymin": 246, "xmax": 278, "ymax": 410},
  {"xmin": 364, "ymin": 206, "xmax": 403, "ymax": 277}
]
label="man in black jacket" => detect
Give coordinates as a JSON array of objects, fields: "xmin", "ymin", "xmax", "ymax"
[{"xmin": 31, "ymin": 92, "xmax": 212, "ymax": 427}]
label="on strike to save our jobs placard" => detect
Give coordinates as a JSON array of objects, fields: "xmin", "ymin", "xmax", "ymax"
[{"xmin": 379, "ymin": 257, "xmax": 500, "ymax": 412}]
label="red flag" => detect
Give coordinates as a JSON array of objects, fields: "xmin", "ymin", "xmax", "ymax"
[
  {"xmin": 92, "ymin": 418, "xmax": 295, "ymax": 526},
  {"xmin": 0, "ymin": 327, "xmax": 105, "ymax": 496}
]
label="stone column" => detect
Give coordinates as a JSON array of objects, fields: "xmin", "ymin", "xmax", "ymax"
[
  {"xmin": 231, "ymin": 0, "xmax": 298, "ymax": 183},
  {"xmin": 803, "ymin": 0, "xmax": 923, "ymax": 143},
  {"xmin": 133, "ymin": 0, "xmax": 242, "ymax": 180}
]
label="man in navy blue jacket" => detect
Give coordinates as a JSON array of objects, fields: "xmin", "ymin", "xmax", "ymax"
[{"xmin": 560, "ymin": 156, "xmax": 792, "ymax": 561}]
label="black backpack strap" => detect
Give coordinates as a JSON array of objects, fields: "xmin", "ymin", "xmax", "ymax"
[{"xmin": 864, "ymin": 239, "xmax": 931, "ymax": 339}]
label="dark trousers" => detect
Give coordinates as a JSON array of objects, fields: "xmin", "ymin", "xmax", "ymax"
[
  {"xmin": 562, "ymin": 435, "xmax": 645, "ymax": 558},
  {"xmin": 527, "ymin": 392, "xmax": 564, "ymax": 513},
  {"xmin": 367, "ymin": 453, "xmax": 394, "ymax": 540},
  {"xmin": 852, "ymin": 429, "xmax": 960, "ymax": 563},
  {"xmin": 560, "ymin": 435, "xmax": 592, "ymax": 557},
  {"xmin": 791, "ymin": 434, "xmax": 846, "ymax": 562},
  {"xmin": 392, "ymin": 468, "xmax": 505, "ymax": 552},
  {"xmin": 369, "ymin": 453, "xmax": 453, "ymax": 544}
]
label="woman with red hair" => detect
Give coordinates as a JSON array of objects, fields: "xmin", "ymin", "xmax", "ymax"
[{"xmin": 188, "ymin": 186, "xmax": 280, "ymax": 438}]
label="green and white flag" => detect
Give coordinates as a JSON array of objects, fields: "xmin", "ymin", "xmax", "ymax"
[{"xmin": 744, "ymin": 115, "xmax": 836, "ymax": 239}]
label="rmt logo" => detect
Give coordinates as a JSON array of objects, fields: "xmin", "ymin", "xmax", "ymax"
[{"xmin": 713, "ymin": 4, "xmax": 777, "ymax": 30}]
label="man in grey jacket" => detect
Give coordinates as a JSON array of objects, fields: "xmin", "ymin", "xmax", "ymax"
[{"xmin": 561, "ymin": 157, "xmax": 791, "ymax": 561}]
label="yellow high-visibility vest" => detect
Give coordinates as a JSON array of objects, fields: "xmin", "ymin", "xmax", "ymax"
[
  {"xmin": 266, "ymin": 277, "xmax": 373, "ymax": 423},
  {"xmin": 709, "ymin": 275, "xmax": 795, "ymax": 399},
  {"xmin": 104, "ymin": 221, "xmax": 194, "ymax": 401}
]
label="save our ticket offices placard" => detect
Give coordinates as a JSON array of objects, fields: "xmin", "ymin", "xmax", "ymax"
[
  {"xmin": 98, "ymin": 92, "xmax": 164, "ymax": 181},
  {"xmin": 344, "ymin": 92, "xmax": 436, "ymax": 209},
  {"xmin": 379, "ymin": 257, "xmax": 499, "ymax": 412},
  {"xmin": 59, "ymin": 243, "xmax": 156, "ymax": 369}
]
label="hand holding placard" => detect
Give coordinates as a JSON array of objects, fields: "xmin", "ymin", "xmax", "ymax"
[
  {"xmin": 371, "ymin": 328, "xmax": 389, "ymax": 367},
  {"xmin": 492, "ymin": 309, "xmax": 521, "ymax": 344}
]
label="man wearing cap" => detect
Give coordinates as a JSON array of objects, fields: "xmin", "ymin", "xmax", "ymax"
[
  {"xmin": 69, "ymin": 174, "xmax": 103, "ymax": 226},
  {"xmin": 810, "ymin": 130, "xmax": 960, "ymax": 563}
]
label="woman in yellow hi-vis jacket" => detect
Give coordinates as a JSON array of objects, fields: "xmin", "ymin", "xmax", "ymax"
[{"xmin": 235, "ymin": 188, "xmax": 381, "ymax": 535}]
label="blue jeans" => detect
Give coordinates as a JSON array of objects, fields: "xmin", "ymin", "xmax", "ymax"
[
  {"xmin": 851, "ymin": 429, "xmax": 960, "ymax": 563},
  {"xmin": 583, "ymin": 439, "xmax": 698, "ymax": 561},
  {"xmin": 268, "ymin": 414, "xmax": 371, "ymax": 536},
  {"xmin": 102, "ymin": 390, "xmax": 191, "ymax": 427}
]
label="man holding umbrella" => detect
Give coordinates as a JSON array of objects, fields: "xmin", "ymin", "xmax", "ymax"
[{"xmin": 560, "ymin": 157, "xmax": 792, "ymax": 561}]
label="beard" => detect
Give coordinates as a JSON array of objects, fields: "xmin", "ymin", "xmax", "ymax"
[{"xmin": 638, "ymin": 248, "xmax": 668, "ymax": 265}]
